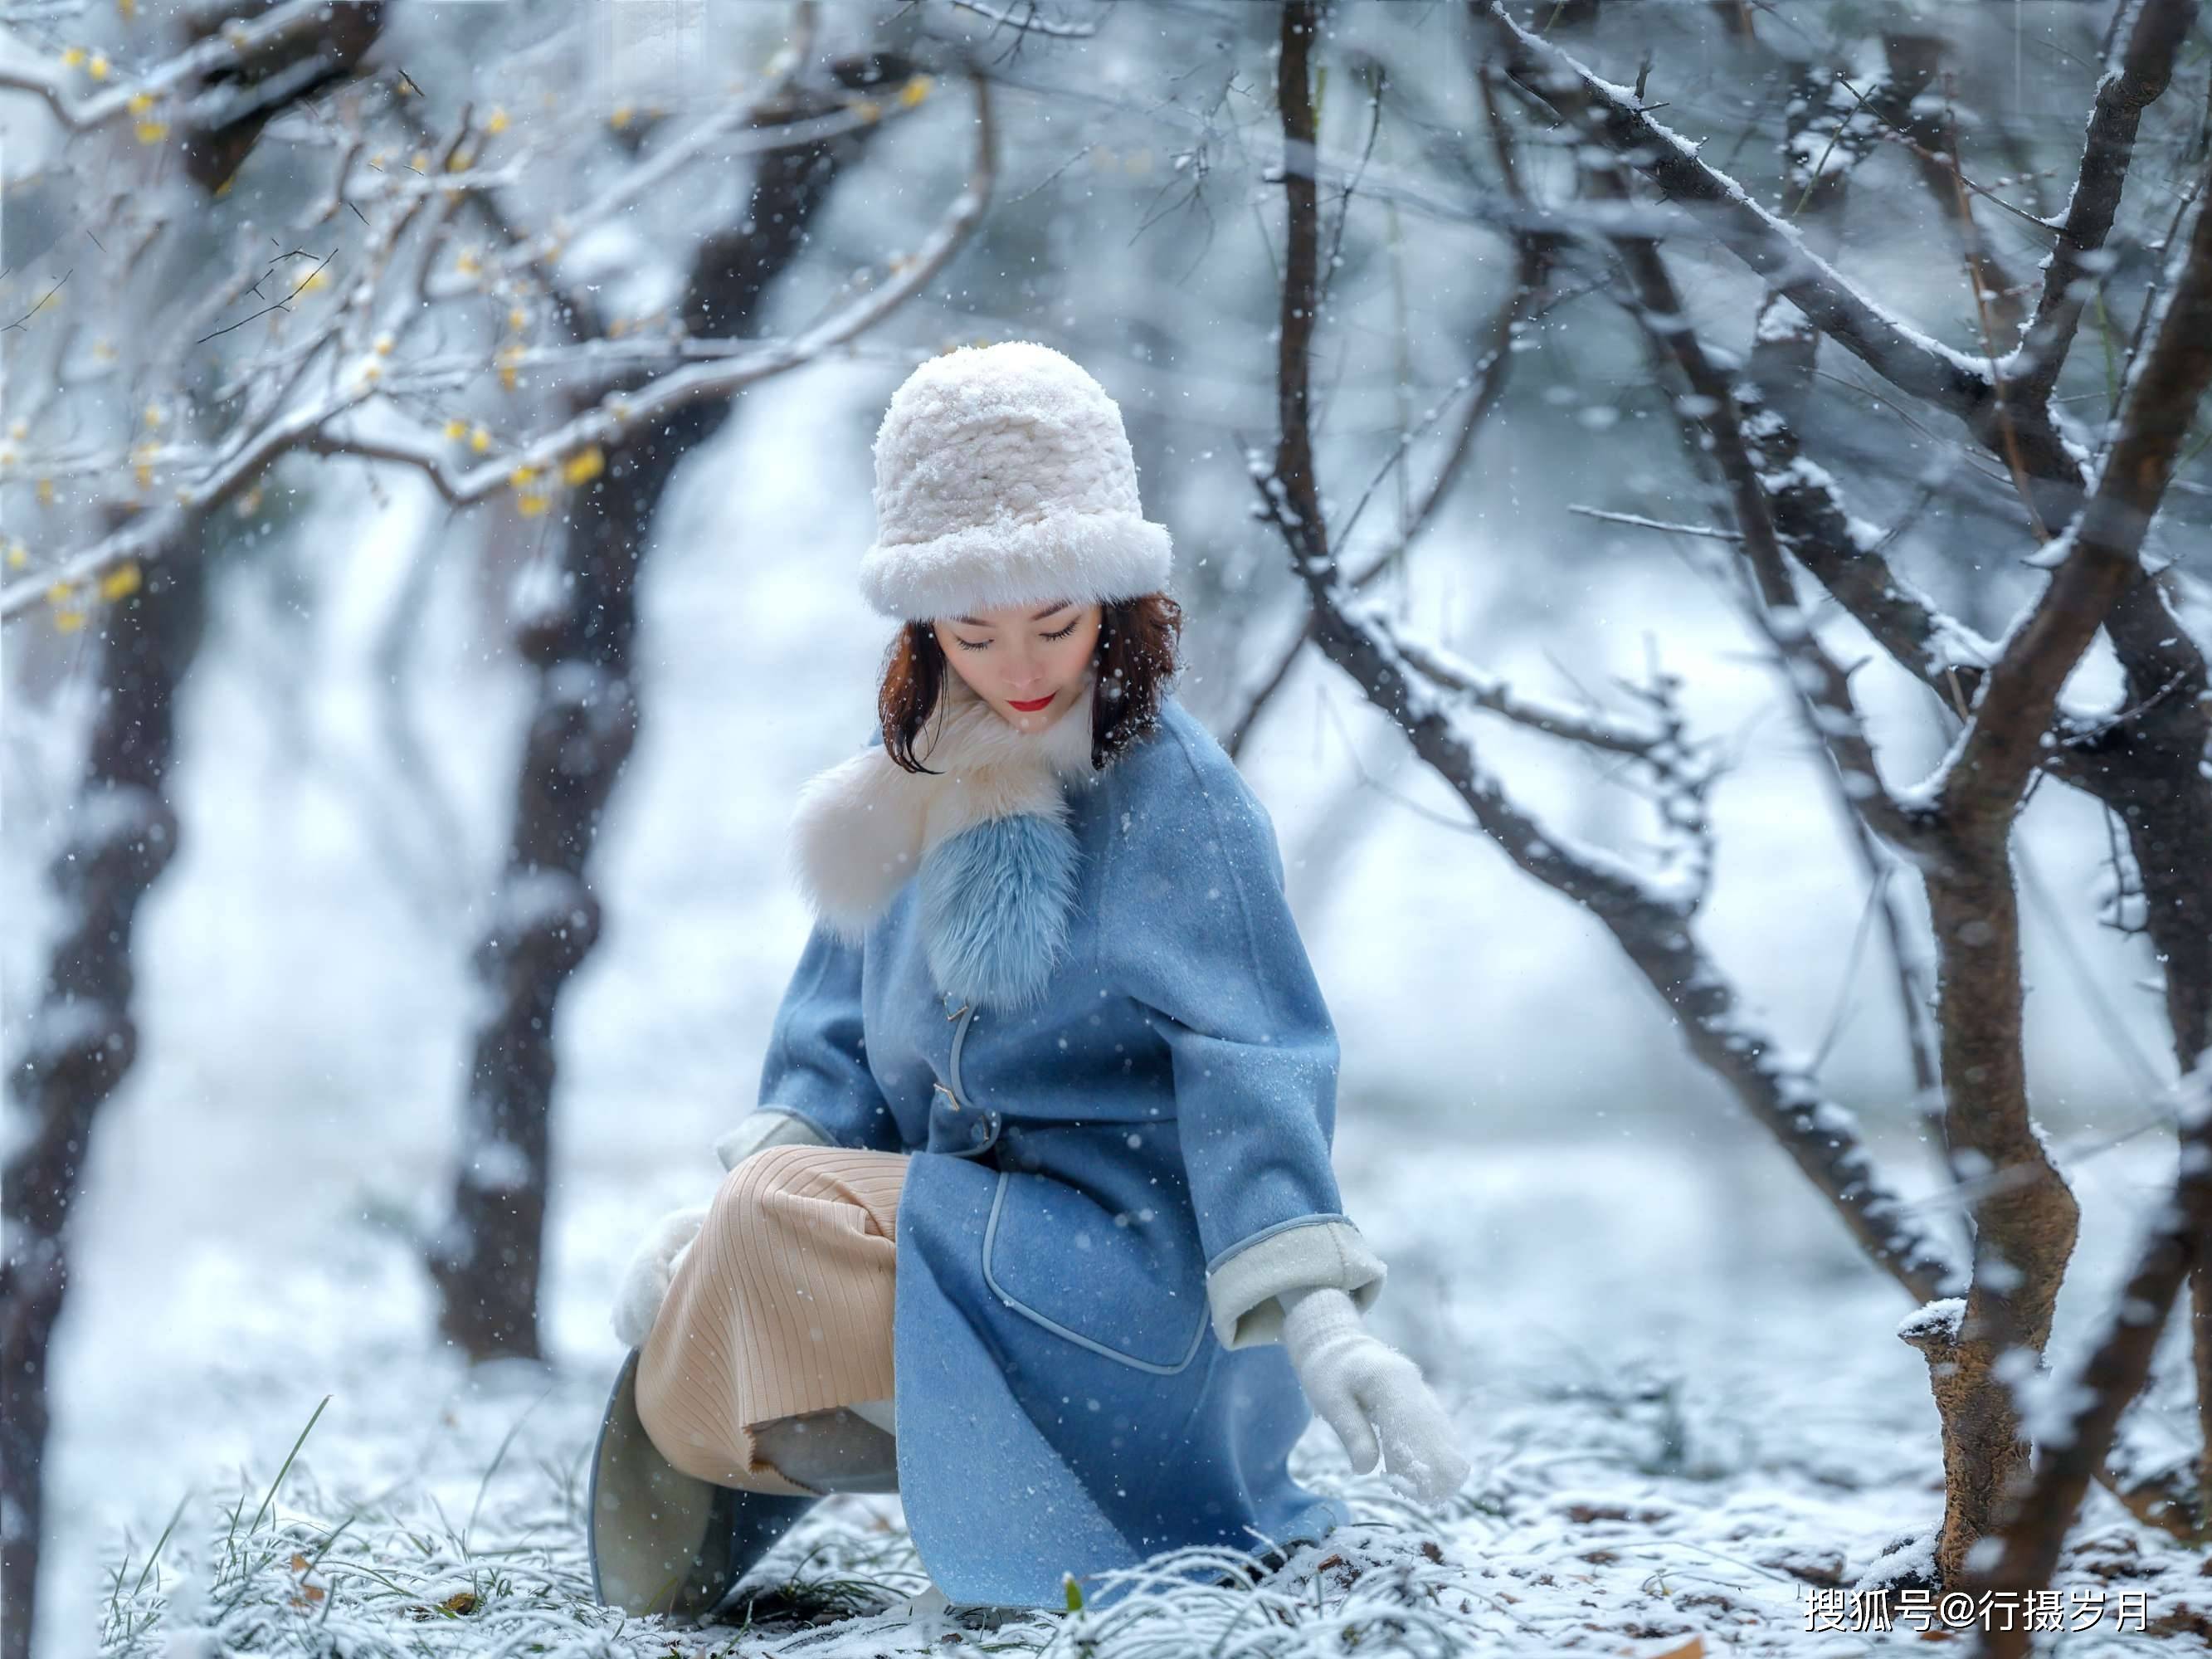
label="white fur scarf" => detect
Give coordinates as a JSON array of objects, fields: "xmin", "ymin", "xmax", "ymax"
[{"xmin": 785, "ymin": 667, "xmax": 1105, "ymax": 1008}]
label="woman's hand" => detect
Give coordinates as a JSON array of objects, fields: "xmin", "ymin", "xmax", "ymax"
[
  {"xmin": 1280, "ymin": 1286, "xmax": 1470, "ymax": 1506},
  {"xmin": 610, "ymin": 1204, "xmax": 709, "ymax": 1350}
]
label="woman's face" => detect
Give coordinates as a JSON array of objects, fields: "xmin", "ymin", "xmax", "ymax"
[{"xmin": 933, "ymin": 600, "xmax": 1103, "ymax": 731}]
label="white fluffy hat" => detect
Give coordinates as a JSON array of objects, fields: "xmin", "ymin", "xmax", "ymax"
[{"xmin": 858, "ymin": 340, "xmax": 1173, "ymax": 621}]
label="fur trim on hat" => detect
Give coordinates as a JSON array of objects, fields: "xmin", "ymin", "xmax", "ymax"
[
  {"xmin": 860, "ymin": 508, "xmax": 1170, "ymax": 623},
  {"xmin": 859, "ymin": 340, "xmax": 1173, "ymax": 621},
  {"xmin": 786, "ymin": 667, "xmax": 1106, "ymax": 1008}
]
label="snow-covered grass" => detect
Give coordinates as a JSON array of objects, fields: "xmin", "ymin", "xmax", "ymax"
[{"xmin": 78, "ymin": 1118, "xmax": 2211, "ymax": 1659}]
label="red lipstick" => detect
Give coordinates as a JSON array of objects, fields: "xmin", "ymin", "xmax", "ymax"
[{"xmin": 1007, "ymin": 693, "xmax": 1055, "ymax": 712}]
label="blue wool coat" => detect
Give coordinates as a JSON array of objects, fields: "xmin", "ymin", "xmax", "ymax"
[{"xmin": 748, "ymin": 690, "xmax": 1386, "ymax": 1609}]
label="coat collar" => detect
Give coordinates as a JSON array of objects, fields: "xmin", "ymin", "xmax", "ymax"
[{"xmin": 787, "ymin": 666, "xmax": 1106, "ymax": 955}]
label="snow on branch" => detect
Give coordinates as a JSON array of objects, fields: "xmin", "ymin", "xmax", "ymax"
[
  {"xmin": 0, "ymin": 66, "xmax": 996, "ymax": 625},
  {"xmin": 2010, "ymin": 0, "xmax": 2199, "ymax": 398},
  {"xmin": 1929, "ymin": 178, "xmax": 2212, "ymax": 832},
  {"xmin": 1258, "ymin": 1, "xmax": 1963, "ymax": 1308},
  {"xmin": 0, "ymin": 0, "xmax": 343, "ymax": 134},
  {"xmin": 1729, "ymin": 393, "xmax": 1999, "ymax": 697},
  {"xmin": 1480, "ymin": 0, "xmax": 1997, "ymax": 417},
  {"xmin": 1589, "ymin": 154, "xmax": 1933, "ymax": 854},
  {"xmin": 419, "ymin": 76, "xmax": 925, "ymax": 311}
]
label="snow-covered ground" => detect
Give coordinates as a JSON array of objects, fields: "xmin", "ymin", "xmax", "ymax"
[
  {"xmin": 8, "ymin": 366, "xmax": 2205, "ymax": 1657},
  {"xmin": 64, "ymin": 1118, "xmax": 2210, "ymax": 1657}
]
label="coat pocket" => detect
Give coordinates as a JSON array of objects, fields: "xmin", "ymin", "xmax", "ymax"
[{"xmin": 982, "ymin": 1168, "xmax": 1210, "ymax": 1374}]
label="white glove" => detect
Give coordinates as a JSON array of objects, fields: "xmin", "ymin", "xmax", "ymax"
[
  {"xmin": 610, "ymin": 1204, "xmax": 708, "ymax": 1349},
  {"xmin": 1280, "ymin": 1286, "xmax": 1470, "ymax": 1505},
  {"xmin": 713, "ymin": 1109, "xmax": 831, "ymax": 1172}
]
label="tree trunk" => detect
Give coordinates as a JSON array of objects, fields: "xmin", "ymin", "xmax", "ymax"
[
  {"xmin": 2, "ymin": 539, "xmax": 207, "ymax": 1659},
  {"xmin": 1911, "ymin": 849, "xmax": 2081, "ymax": 1587},
  {"xmin": 426, "ymin": 53, "xmax": 918, "ymax": 1359},
  {"xmin": 1, "ymin": 12, "xmax": 392, "ymax": 1642}
]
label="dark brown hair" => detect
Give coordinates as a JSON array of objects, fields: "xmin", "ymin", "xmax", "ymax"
[{"xmin": 878, "ymin": 592, "xmax": 1186, "ymax": 775}]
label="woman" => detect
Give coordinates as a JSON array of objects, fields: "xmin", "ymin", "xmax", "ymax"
[{"xmin": 587, "ymin": 341, "xmax": 1467, "ymax": 1624}]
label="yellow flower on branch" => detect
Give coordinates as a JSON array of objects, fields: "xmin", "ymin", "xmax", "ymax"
[
  {"xmin": 485, "ymin": 108, "xmax": 510, "ymax": 135},
  {"xmin": 470, "ymin": 425, "xmax": 492, "ymax": 453},
  {"xmin": 515, "ymin": 491, "xmax": 549, "ymax": 517},
  {"xmin": 899, "ymin": 75, "xmax": 932, "ymax": 107},
  {"xmin": 100, "ymin": 561, "xmax": 141, "ymax": 601},
  {"xmin": 562, "ymin": 446, "xmax": 604, "ymax": 486}
]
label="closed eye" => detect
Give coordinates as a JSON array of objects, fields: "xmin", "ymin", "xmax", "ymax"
[{"xmin": 951, "ymin": 617, "xmax": 1082, "ymax": 651}]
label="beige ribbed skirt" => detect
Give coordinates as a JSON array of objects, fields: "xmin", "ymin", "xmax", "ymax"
[{"xmin": 633, "ymin": 1144, "xmax": 910, "ymax": 1499}]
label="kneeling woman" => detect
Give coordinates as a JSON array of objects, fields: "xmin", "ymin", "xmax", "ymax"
[{"xmin": 588, "ymin": 342, "xmax": 1467, "ymax": 1622}]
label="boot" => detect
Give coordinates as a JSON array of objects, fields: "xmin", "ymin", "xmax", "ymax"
[
  {"xmin": 587, "ymin": 1348, "xmax": 817, "ymax": 1619},
  {"xmin": 751, "ymin": 1405, "xmax": 899, "ymax": 1495}
]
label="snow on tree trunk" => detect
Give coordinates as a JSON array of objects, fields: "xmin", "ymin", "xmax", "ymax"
[{"xmin": 424, "ymin": 54, "xmax": 924, "ymax": 1361}]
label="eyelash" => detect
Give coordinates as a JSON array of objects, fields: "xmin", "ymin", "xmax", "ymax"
[{"xmin": 953, "ymin": 618, "xmax": 1079, "ymax": 651}]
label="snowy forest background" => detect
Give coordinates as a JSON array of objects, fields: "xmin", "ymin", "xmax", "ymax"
[{"xmin": 3, "ymin": 0, "xmax": 2210, "ymax": 1655}]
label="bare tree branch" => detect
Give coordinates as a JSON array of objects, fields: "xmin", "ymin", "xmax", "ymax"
[
  {"xmin": 0, "ymin": 0, "xmax": 367, "ymax": 139},
  {"xmin": 0, "ymin": 73, "xmax": 997, "ymax": 624},
  {"xmin": 1480, "ymin": 0, "xmax": 1998, "ymax": 417},
  {"xmin": 2013, "ymin": 0, "xmax": 2201, "ymax": 401},
  {"xmin": 1262, "ymin": 0, "xmax": 1966, "ymax": 1315},
  {"xmin": 1937, "ymin": 173, "xmax": 2212, "ymax": 832}
]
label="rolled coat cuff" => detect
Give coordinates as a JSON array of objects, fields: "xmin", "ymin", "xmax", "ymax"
[
  {"xmin": 1203, "ymin": 1215, "xmax": 1387, "ymax": 1350},
  {"xmin": 713, "ymin": 1106, "xmax": 834, "ymax": 1171}
]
